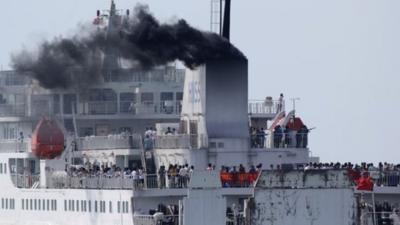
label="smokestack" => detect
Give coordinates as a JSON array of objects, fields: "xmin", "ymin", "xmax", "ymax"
[{"xmin": 222, "ymin": 0, "xmax": 231, "ymax": 40}]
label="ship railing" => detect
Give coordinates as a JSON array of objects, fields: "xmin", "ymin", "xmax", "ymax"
[
  {"xmin": 248, "ymin": 99, "xmax": 284, "ymax": 115},
  {"xmin": 0, "ymin": 103, "xmax": 26, "ymax": 117},
  {"xmin": 360, "ymin": 211, "xmax": 395, "ymax": 225},
  {"xmin": 154, "ymin": 134, "xmax": 208, "ymax": 149},
  {"xmin": 10, "ymin": 174, "xmax": 40, "ymax": 189},
  {"xmin": 250, "ymin": 132, "xmax": 308, "ymax": 149},
  {"xmin": 368, "ymin": 170, "xmax": 400, "ymax": 187},
  {"xmin": 77, "ymin": 134, "xmax": 142, "ymax": 150},
  {"xmin": 135, "ymin": 101, "xmax": 182, "ymax": 115},
  {"xmin": 0, "ymin": 70, "xmax": 32, "ymax": 86},
  {"xmin": 85, "ymin": 101, "xmax": 118, "ymax": 115},
  {"xmin": 0, "ymin": 139, "xmax": 29, "ymax": 153},
  {"xmin": 133, "ymin": 215, "xmax": 179, "ymax": 225},
  {"xmin": 133, "ymin": 215, "xmax": 156, "ymax": 225},
  {"xmin": 47, "ymin": 175, "xmax": 142, "ymax": 189},
  {"xmin": 136, "ymin": 174, "xmax": 190, "ymax": 190},
  {"xmin": 226, "ymin": 212, "xmax": 245, "ymax": 225},
  {"xmin": 103, "ymin": 68, "xmax": 185, "ymax": 83}
]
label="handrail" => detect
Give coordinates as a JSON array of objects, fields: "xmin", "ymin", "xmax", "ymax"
[{"xmin": 360, "ymin": 211, "xmax": 396, "ymax": 225}]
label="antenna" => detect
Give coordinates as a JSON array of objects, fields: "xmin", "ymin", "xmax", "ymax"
[{"xmin": 290, "ymin": 98, "xmax": 300, "ymax": 112}]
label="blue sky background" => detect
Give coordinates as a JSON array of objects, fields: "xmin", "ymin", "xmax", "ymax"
[{"xmin": 0, "ymin": 0, "xmax": 399, "ymax": 163}]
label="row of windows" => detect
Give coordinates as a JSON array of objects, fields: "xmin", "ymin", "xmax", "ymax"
[
  {"xmin": 63, "ymin": 200, "xmax": 129, "ymax": 214},
  {"xmin": 0, "ymin": 163, "xmax": 6, "ymax": 174},
  {"xmin": 1, "ymin": 198, "xmax": 15, "ymax": 210},
  {"xmin": 0, "ymin": 197, "xmax": 129, "ymax": 214},
  {"xmin": 22, "ymin": 199, "xmax": 57, "ymax": 211}
]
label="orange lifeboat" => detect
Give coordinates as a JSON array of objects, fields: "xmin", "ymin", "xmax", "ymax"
[{"xmin": 31, "ymin": 118, "xmax": 65, "ymax": 159}]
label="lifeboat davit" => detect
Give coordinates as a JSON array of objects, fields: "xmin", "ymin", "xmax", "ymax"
[{"xmin": 31, "ymin": 118, "xmax": 65, "ymax": 160}]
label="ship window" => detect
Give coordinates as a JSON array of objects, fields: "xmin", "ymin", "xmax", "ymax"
[
  {"xmin": 76, "ymin": 200, "xmax": 79, "ymax": 212},
  {"xmin": 176, "ymin": 92, "xmax": 183, "ymax": 101},
  {"xmin": 1, "ymin": 123, "xmax": 18, "ymax": 140},
  {"xmin": 64, "ymin": 200, "xmax": 67, "ymax": 211},
  {"xmin": 88, "ymin": 200, "xmax": 91, "ymax": 212},
  {"xmin": 109, "ymin": 201, "xmax": 112, "ymax": 213},
  {"xmin": 68, "ymin": 200, "xmax": 71, "ymax": 211},
  {"xmin": 120, "ymin": 93, "xmax": 136, "ymax": 113},
  {"xmin": 63, "ymin": 94, "xmax": 77, "ymax": 114},
  {"xmin": 79, "ymin": 127, "xmax": 94, "ymax": 137},
  {"xmin": 29, "ymin": 199, "xmax": 32, "ymax": 210},
  {"xmin": 53, "ymin": 200, "xmax": 57, "ymax": 211},
  {"xmin": 117, "ymin": 201, "xmax": 120, "ymax": 213},
  {"xmin": 141, "ymin": 93, "xmax": 154, "ymax": 104},
  {"xmin": 21, "ymin": 199, "xmax": 24, "ymax": 210},
  {"xmin": 38, "ymin": 199, "xmax": 41, "ymax": 210},
  {"xmin": 6, "ymin": 198, "xmax": 9, "ymax": 210},
  {"xmin": 26, "ymin": 199, "xmax": 29, "ymax": 210},
  {"xmin": 11, "ymin": 199, "xmax": 14, "ymax": 210},
  {"xmin": 34, "ymin": 199, "xmax": 37, "ymax": 210},
  {"xmin": 160, "ymin": 92, "xmax": 174, "ymax": 101},
  {"xmin": 100, "ymin": 201, "xmax": 105, "ymax": 213},
  {"xmin": 4, "ymin": 163, "xmax": 6, "ymax": 174},
  {"xmin": 0, "ymin": 163, "xmax": 3, "ymax": 173},
  {"xmin": 46, "ymin": 199, "xmax": 49, "ymax": 211},
  {"xmin": 53, "ymin": 94, "xmax": 60, "ymax": 114},
  {"xmin": 82, "ymin": 200, "xmax": 86, "ymax": 212},
  {"xmin": 71, "ymin": 200, "xmax": 75, "ymax": 211},
  {"xmin": 94, "ymin": 201, "xmax": 98, "ymax": 213},
  {"xmin": 1, "ymin": 198, "xmax": 3, "ymax": 209}
]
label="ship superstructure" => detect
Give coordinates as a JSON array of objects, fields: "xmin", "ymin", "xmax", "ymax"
[{"xmin": 0, "ymin": 1, "xmax": 398, "ymax": 225}]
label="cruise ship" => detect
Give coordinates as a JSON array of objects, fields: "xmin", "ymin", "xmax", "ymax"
[{"xmin": 0, "ymin": 1, "xmax": 399, "ymax": 225}]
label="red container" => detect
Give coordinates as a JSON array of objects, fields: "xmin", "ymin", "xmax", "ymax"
[{"xmin": 31, "ymin": 118, "xmax": 64, "ymax": 159}]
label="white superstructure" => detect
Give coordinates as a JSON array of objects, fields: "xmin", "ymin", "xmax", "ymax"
[{"xmin": 0, "ymin": 2, "xmax": 399, "ymax": 225}]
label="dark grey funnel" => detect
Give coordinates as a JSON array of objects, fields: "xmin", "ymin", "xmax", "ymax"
[{"xmin": 222, "ymin": 0, "xmax": 231, "ymax": 40}]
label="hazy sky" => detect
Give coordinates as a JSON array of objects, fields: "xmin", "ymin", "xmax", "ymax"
[{"xmin": 0, "ymin": 0, "xmax": 399, "ymax": 163}]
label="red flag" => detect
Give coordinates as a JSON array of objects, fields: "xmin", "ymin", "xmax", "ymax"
[{"xmin": 356, "ymin": 175, "xmax": 374, "ymax": 191}]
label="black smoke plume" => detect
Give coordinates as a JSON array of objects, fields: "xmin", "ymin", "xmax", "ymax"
[{"xmin": 11, "ymin": 4, "xmax": 246, "ymax": 89}]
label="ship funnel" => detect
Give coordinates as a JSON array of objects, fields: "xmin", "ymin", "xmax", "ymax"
[{"xmin": 222, "ymin": 0, "xmax": 231, "ymax": 40}]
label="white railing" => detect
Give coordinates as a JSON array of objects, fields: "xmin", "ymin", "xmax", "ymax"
[
  {"xmin": 133, "ymin": 215, "xmax": 179, "ymax": 225},
  {"xmin": 46, "ymin": 176, "xmax": 139, "ymax": 189},
  {"xmin": 77, "ymin": 135, "xmax": 142, "ymax": 150},
  {"xmin": 104, "ymin": 68, "xmax": 185, "ymax": 83},
  {"xmin": 44, "ymin": 173, "xmax": 191, "ymax": 190},
  {"xmin": 0, "ymin": 103, "xmax": 26, "ymax": 116},
  {"xmin": 360, "ymin": 211, "xmax": 395, "ymax": 225},
  {"xmin": 0, "ymin": 71, "xmax": 31, "ymax": 86},
  {"xmin": 87, "ymin": 101, "xmax": 118, "ymax": 115},
  {"xmin": 0, "ymin": 140, "xmax": 29, "ymax": 153},
  {"xmin": 133, "ymin": 215, "xmax": 156, "ymax": 225},
  {"xmin": 154, "ymin": 135, "xmax": 207, "ymax": 149},
  {"xmin": 10, "ymin": 174, "xmax": 40, "ymax": 188},
  {"xmin": 248, "ymin": 99, "xmax": 284, "ymax": 115},
  {"xmin": 368, "ymin": 170, "xmax": 400, "ymax": 187},
  {"xmin": 135, "ymin": 101, "xmax": 182, "ymax": 116},
  {"xmin": 250, "ymin": 132, "xmax": 309, "ymax": 149},
  {"xmin": 226, "ymin": 213, "xmax": 245, "ymax": 225}
]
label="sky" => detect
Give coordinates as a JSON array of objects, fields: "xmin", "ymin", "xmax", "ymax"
[{"xmin": 0, "ymin": 0, "xmax": 399, "ymax": 164}]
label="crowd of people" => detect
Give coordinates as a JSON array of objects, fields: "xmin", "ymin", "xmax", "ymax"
[
  {"xmin": 272, "ymin": 124, "xmax": 309, "ymax": 148},
  {"xmin": 249, "ymin": 125, "xmax": 309, "ymax": 149},
  {"xmin": 68, "ymin": 164, "xmax": 146, "ymax": 180},
  {"xmin": 157, "ymin": 164, "xmax": 194, "ymax": 188},
  {"xmin": 219, "ymin": 164, "xmax": 263, "ymax": 188},
  {"xmin": 250, "ymin": 127, "xmax": 267, "ymax": 148},
  {"xmin": 266, "ymin": 161, "xmax": 400, "ymax": 188}
]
